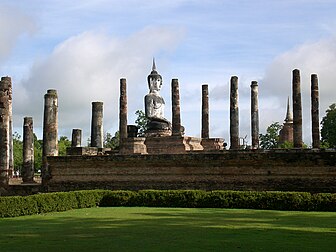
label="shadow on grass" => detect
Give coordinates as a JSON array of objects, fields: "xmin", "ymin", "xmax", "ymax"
[{"xmin": 0, "ymin": 208, "xmax": 335, "ymax": 252}]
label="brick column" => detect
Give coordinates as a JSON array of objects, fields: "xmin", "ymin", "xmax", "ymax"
[
  {"xmin": 42, "ymin": 89, "xmax": 58, "ymax": 183},
  {"xmin": 230, "ymin": 76, "xmax": 239, "ymax": 149},
  {"xmin": 71, "ymin": 129, "xmax": 82, "ymax": 147},
  {"xmin": 90, "ymin": 102, "xmax": 104, "ymax": 148},
  {"xmin": 311, "ymin": 74, "xmax": 320, "ymax": 148},
  {"xmin": 201, "ymin": 84, "xmax": 209, "ymax": 138},
  {"xmin": 0, "ymin": 79, "xmax": 10, "ymax": 186},
  {"xmin": 171, "ymin": 79, "xmax": 181, "ymax": 136},
  {"xmin": 250, "ymin": 81, "xmax": 259, "ymax": 149},
  {"xmin": 1, "ymin": 77, "xmax": 13, "ymax": 178},
  {"xmin": 119, "ymin": 78, "xmax": 127, "ymax": 143},
  {"xmin": 22, "ymin": 117, "xmax": 34, "ymax": 183},
  {"xmin": 292, "ymin": 69, "xmax": 303, "ymax": 148}
]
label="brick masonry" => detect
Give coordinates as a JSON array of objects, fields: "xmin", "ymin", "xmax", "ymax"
[{"xmin": 47, "ymin": 150, "xmax": 336, "ymax": 193}]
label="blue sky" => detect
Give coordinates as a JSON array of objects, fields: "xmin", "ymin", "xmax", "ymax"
[{"xmin": 1, "ymin": 0, "xmax": 336, "ymax": 146}]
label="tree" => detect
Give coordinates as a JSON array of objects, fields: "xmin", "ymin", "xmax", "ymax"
[
  {"xmin": 13, "ymin": 132, "xmax": 23, "ymax": 174},
  {"xmin": 321, "ymin": 103, "xmax": 336, "ymax": 148},
  {"xmin": 58, "ymin": 136, "xmax": 71, "ymax": 156},
  {"xmin": 104, "ymin": 131, "xmax": 120, "ymax": 150},
  {"xmin": 34, "ymin": 134, "xmax": 43, "ymax": 172},
  {"xmin": 135, "ymin": 110, "xmax": 148, "ymax": 137},
  {"xmin": 259, "ymin": 122, "xmax": 282, "ymax": 149}
]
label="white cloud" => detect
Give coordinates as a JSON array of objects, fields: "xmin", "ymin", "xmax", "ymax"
[
  {"xmin": 14, "ymin": 27, "xmax": 185, "ymax": 140},
  {"xmin": 261, "ymin": 37, "xmax": 336, "ymax": 144},
  {"xmin": 0, "ymin": 5, "xmax": 35, "ymax": 62}
]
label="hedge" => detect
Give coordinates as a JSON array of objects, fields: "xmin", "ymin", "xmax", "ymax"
[{"xmin": 1, "ymin": 190, "xmax": 336, "ymax": 218}]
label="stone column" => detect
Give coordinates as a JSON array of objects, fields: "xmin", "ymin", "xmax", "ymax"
[
  {"xmin": 90, "ymin": 101, "xmax": 103, "ymax": 148},
  {"xmin": 292, "ymin": 69, "xmax": 303, "ymax": 148},
  {"xmin": 22, "ymin": 117, "xmax": 34, "ymax": 183},
  {"xmin": 171, "ymin": 79, "xmax": 181, "ymax": 136},
  {"xmin": 119, "ymin": 78, "xmax": 127, "ymax": 142},
  {"xmin": 230, "ymin": 76, "xmax": 239, "ymax": 149},
  {"xmin": 201, "ymin": 84, "xmax": 209, "ymax": 138},
  {"xmin": 0, "ymin": 79, "xmax": 10, "ymax": 186},
  {"xmin": 71, "ymin": 129, "xmax": 82, "ymax": 147},
  {"xmin": 250, "ymin": 81, "xmax": 259, "ymax": 149},
  {"xmin": 42, "ymin": 89, "xmax": 58, "ymax": 182},
  {"xmin": 311, "ymin": 74, "xmax": 320, "ymax": 148},
  {"xmin": 1, "ymin": 77, "xmax": 13, "ymax": 178}
]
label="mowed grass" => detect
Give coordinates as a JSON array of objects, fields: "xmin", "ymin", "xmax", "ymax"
[{"xmin": 0, "ymin": 207, "xmax": 336, "ymax": 252}]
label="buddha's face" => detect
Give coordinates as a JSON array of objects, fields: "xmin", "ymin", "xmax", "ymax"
[{"xmin": 150, "ymin": 77, "xmax": 162, "ymax": 92}]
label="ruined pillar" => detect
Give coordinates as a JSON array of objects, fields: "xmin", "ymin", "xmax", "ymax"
[
  {"xmin": 230, "ymin": 76, "xmax": 239, "ymax": 149},
  {"xmin": 22, "ymin": 117, "xmax": 34, "ymax": 183},
  {"xmin": 201, "ymin": 84, "xmax": 209, "ymax": 138},
  {"xmin": 71, "ymin": 129, "xmax": 82, "ymax": 147},
  {"xmin": 90, "ymin": 101, "xmax": 103, "ymax": 148},
  {"xmin": 42, "ymin": 89, "xmax": 58, "ymax": 182},
  {"xmin": 292, "ymin": 69, "xmax": 303, "ymax": 148},
  {"xmin": 311, "ymin": 74, "xmax": 320, "ymax": 148},
  {"xmin": 119, "ymin": 78, "xmax": 127, "ymax": 143},
  {"xmin": 1, "ymin": 77, "xmax": 13, "ymax": 178},
  {"xmin": 0, "ymin": 79, "xmax": 10, "ymax": 186},
  {"xmin": 251, "ymin": 81, "xmax": 259, "ymax": 149},
  {"xmin": 171, "ymin": 79, "xmax": 181, "ymax": 136}
]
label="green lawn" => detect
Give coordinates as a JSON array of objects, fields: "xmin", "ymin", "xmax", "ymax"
[{"xmin": 0, "ymin": 207, "xmax": 335, "ymax": 252}]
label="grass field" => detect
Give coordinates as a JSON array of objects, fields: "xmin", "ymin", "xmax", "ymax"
[{"xmin": 0, "ymin": 207, "xmax": 335, "ymax": 252}]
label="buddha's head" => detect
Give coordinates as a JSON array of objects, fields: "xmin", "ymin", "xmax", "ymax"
[{"xmin": 147, "ymin": 59, "xmax": 162, "ymax": 92}]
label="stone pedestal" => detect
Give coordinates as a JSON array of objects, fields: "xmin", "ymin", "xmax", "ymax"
[
  {"xmin": 145, "ymin": 135, "xmax": 203, "ymax": 154},
  {"xmin": 66, "ymin": 147, "xmax": 98, "ymax": 156},
  {"xmin": 119, "ymin": 138, "xmax": 147, "ymax": 155},
  {"xmin": 201, "ymin": 138, "xmax": 225, "ymax": 151}
]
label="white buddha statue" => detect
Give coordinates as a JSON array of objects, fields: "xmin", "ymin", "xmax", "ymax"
[{"xmin": 144, "ymin": 59, "xmax": 171, "ymax": 131}]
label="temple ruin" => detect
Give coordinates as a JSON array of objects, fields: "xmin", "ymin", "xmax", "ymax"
[{"xmin": 0, "ymin": 60, "xmax": 335, "ymax": 194}]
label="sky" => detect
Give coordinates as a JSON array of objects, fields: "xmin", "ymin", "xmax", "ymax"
[{"xmin": 1, "ymin": 0, "xmax": 336, "ymax": 146}]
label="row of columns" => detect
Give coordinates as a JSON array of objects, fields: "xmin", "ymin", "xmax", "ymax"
[
  {"xmin": 200, "ymin": 69, "xmax": 319, "ymax": 150},
  {"xmin": 0, "ymin": 68, "xmax": 322, "ymax": 185}
]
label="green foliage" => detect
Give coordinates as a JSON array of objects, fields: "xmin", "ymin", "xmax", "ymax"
[
  {"xmin": 58, "ymin": 136, "xmax": 71, "ymax": 156},
  {"xmin": 104, "ymin": 131, "xmax": 120, "ymax": 149},
  {"xmin": 13, "ymin": 132, "xmax": 23, "ymax": 173},
  {"xmin": 135, "ymin": 109, "xmax": 149, "ymax": 136},
  {"xmin": 1, "ymin": 190, "xmax": 336, "ymax": 218},
  {"xmin": 34, "ymin": 134, "xmax": 42, "ymax": 172},
  {"xmin": 0, "ymin": 190, "xmax": 107, "ymax": 218},
  {"xmin": 259, "ymin": 122, "xmax": 282, "ymax": 149},
  {"xmin": 321, "ymin": 103, "xmax": 336, "ymax": 148},
  {"xmin": 278, "ymin": 141, "xmax": 294, "ymax": 149}
]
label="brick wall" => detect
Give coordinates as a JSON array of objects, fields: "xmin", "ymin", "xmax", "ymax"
[{"xmin": 47, "ymin": 149, "xmax": 336, "ymax": 193}]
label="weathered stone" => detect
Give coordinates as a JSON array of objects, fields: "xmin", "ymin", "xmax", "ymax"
[
  {"xmin": 42, "ymin": 89, "xmax": 58, "ymax": 183},
  {"xmin": 201, "ymin": 138, "xmax": 224, "ymax": 151},
  {"xmin": 1, "ymin": 77, "xmax": 13, "ymax": 178},
  {"xmin": 0, "ymin": 78, "xmax": 10, "ymax": 186},
  {"xmin": 119, "ymin": 137, "xmax": 147, "ymax": 155},
  {"xmin": 71, "ymin": 129, "xmax": 82, "ymax": 147},
  {"xmin": 250, "ymin": 81, "xmax": 259, "ymax": 149},
  {"xmin": 145, "ymin": 135, "xmax": 203, "ymax": 154},
  {"xmin": 66, "ymin": 147, "xmax": 98, "ymax": 156},
  {"xmin": 311, "ymin": 74, "xmax": 320, "ymax": 148},
  {"xmin": 230, "ymin": 76, "xmax": 239, "ymax": 149},
  {"xmin": 292, "ymin": 69, "xmax": 303, "ymax": 148},
  {"xmin": 90, "ymin": 101, "xmax": 103, "ymax": 148},
  {"xmin": 279, "ymin": 97, "xmax": 293, "ymax": 145},
  {"xmin": 171, "ymin": 79, "xmax": 182, "ymax": 136},
  {"xmin": 119, "ymin": 78, "xmax": 128, "ymax": 142},
  {"xmin": 22, "ymin": 117, "xmax": 34, "ymax": 183},
  {"xmin": 47, "ymin": 150, "xmax": 336, "ymax": 193},
  {"xmin": 201, "ymin": 84, "xmax": 209, "ymax": 139}
]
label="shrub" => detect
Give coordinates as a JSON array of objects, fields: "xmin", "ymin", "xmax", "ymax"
[{"xmin": 0, "ymin": 190, "xmax": 336, "ymax": 218}]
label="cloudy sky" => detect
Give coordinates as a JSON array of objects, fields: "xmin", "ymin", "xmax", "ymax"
[{"xmin": 1, "ymin": 0, "xmax": 336, "ymax": 146}]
